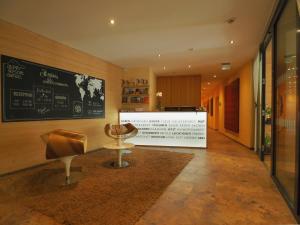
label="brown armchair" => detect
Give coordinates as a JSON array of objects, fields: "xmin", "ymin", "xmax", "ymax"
[
  {"xmin": 41, "ymin": 129, "xmax": 87, "ymax": 184},
  {"xmin": 104, "ymin": 123, "xmax": 138, "ymax": 168},
  {"xmin": 104, "ymin": 123, "xmax": 138, "ymax": 146}
]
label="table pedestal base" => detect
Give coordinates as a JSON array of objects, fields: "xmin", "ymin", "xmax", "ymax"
[
  {"xmin": 103, "ymin": 142, "xmax": 135, "ymax": 169},
  {"xmin": 110, "ymin": 160, "xmax": 129, "ymax": 168}
]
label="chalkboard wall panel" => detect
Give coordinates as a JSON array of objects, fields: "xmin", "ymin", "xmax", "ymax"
[{"xmin": 1, "ymin": 55, "xmax": 105, "ymax": 121}]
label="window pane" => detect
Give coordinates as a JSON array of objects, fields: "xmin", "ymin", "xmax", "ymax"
[{"xmin": 275, "ymin": 0, "xmax": 297, "ymax": 203}]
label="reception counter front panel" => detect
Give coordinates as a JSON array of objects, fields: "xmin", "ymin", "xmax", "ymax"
[{"xmin": 119, "ymin": 112, "xmax": 207, "ymax": 148}]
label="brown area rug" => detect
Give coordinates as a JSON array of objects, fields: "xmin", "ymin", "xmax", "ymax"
[{"xmin": 0, "ymin": 149, "xmax": 193, "ymax": 225}]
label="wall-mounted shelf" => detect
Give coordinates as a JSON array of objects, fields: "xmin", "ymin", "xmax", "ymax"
[{"xmin": 122, "ymin": 85, "xmax": 149, "ymax": 104}]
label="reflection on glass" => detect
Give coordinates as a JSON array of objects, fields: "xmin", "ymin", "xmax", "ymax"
[
  {"xmin": 275, "ymin": 0, "xmax": 297, "ymax": 203},
  {"xmin": 263, "ymin": 41, "xmax": 273, "ymax": 170}
]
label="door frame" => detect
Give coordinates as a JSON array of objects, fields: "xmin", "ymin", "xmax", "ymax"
[
  {"xmin": 259, "ymin": 34, "xmax": 273, "ymax": 162},
  {"xmin": 259, "ymin": 0, "xmax": 300, "ymax": 221}
]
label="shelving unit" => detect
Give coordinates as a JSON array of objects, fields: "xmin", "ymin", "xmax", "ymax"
[{"xmin": 121, "ymin": 83, "xmax": 149, "ymax": 111}]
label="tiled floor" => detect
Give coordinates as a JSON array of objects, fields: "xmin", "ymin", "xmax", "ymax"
[
  {"xmin": 0, "ymin": 129, "xmax": 297, "ymax": 225},
  {"xmin": 135, "ymin": 129, "xmax": 297, "ymax": 225}
]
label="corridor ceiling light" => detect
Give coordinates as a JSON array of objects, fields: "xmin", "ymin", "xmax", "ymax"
[
  {"xmin": 207, "ymin": 82, "xmax": 211, "ymax": 85},
  {"xmin": 230, "ymin": 40, "xmax": 234, "ymax": 44},
  {"xmin": 213, "ymin": 75, "xmax": 217, "ymax": 78},
  {"xmin": 226, "ymin": 17, "xmax": 236, "ymax": 24},
  {"xmin": 188, "ymin": 65, "xmax": 191, "ymax": 69},
  {"xmin": 158, "ymin": 54, "xmax": 161, "ymax": 58},
  {"xmin": 163, "ymin": 66, "xmax": 166, "ymax": 70},
  {"xmin": 109, "ymin": 19, "xmax": 115, "ymax": 25},
  {"xmin": 221, "ymin": 63, "xmax": 231, "ymax": 70},
  {"xmin": 297, "ymin": 29, "xmax": 300, "ymax": 33}
]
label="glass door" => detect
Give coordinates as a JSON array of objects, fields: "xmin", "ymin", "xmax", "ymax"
[
  {"xmin": 261, "ymin": 40, "xmax": 273, "ymax": 171},
  {"xmin": 274, "ymin": 0, "xmax": 298, "ymax": 205}
]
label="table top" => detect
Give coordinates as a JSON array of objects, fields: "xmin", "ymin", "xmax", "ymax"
[{"xmin": 103, "ymin": 142, "xmax": 135, "ymax": 150}]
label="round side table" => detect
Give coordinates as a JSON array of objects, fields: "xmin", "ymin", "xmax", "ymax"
[{"xmin": 103, "ymin": 142, "xmax": 135, "ymax": 168}]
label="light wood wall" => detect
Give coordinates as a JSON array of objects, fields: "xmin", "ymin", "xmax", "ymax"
[
  {"xmin": 157, "ymin": 75, "xmax": 201, "ymax": 107},
  {"xmin": 0, "ymin": 19, "xmax": 124, "ymax": 174}
]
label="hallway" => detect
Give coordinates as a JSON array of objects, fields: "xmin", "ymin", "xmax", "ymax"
[{"xmin": 136, "ymin": 129, "xmax": 297, "ymax": 225}]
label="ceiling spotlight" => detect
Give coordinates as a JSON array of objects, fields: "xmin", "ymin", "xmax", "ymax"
[
  {"xmin": 226, "ymin": 17, "xmax": 236, "ymax": 24},
  {"xmin": 188, "ymin": 65, "xmax": 191, "ymax": 69},
  {"xmin": 213, "ymin": 75, "xmax": 217, "ymax": 78},
  {"xmin": 109, "ymin": 19, "xmax": 115, "ymax": 25},
  {"xmin": 208, "ymin": 82, "xmax": 211, "ymax": 85},
  {"xmin": 158, "ymin": 54, "xmax": 161, "ymax": 58},
  {"xmin": 221, "ymin": 63, "xmax": 231, "ymax": 70},
  {"xmin": 230, "ymin": 40, "xmax": 234, "ymax": 44},
  {"xmin": 163, "ymin": 66, "xmax": 166, "ymax": 70},
  {"xmin": 297, "ymin": 29, "xmax": 300, "ymax": 33}
]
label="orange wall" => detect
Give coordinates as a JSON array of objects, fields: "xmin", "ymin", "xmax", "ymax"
[
  {"xmin": 0, "ymin": 19, "xmax": 124, "ymax": 174},
  {"xmin": 203, "ymin": 61, "xmax": 254, "ymax": 148}
]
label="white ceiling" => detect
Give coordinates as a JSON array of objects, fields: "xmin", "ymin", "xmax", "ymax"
[{"xmin": 0, "ymin": 0, "xmax": 276, "ymax": 90}]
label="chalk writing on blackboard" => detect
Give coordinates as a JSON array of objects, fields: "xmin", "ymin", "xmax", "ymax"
[{"xmin": 1, "ymin": 55, "xmax": 105, "ymax": 122}]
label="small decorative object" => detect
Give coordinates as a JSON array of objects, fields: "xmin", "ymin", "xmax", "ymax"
[
  {"xmin": 144, "ymin": 96, "xmax": 149, "ymax": 103},
  {"xmin": 156, "ymin": 91, "xmax": 163, "ymax": 111},
  {"xmin": 135, "ymin": 88, "xmax": 141, "ymax": 94},
  {"xmin": 265, "ymin": 105, "xmax": 272, "ymax": 124},
  {"xmin": 122, "ymin": 96, "xmax": 128, "ymax": 103},
  {"xmin": 264, "ymin": 134, "xmax": 271, "ymax": 154},
  {"xmin": 198, "ymin": 106, "xmax": 206, "ymax": 112}
]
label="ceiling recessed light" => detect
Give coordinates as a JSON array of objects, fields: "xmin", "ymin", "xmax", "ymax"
[
  {"xmin": 221, "ymin": 63, "xmax": 231, "ymax": 70},
  {"xmin": 213, "ymin": 75, "xmax": 217, "ymax": 78},
  {"xmin": 158, "ymin": 54, "xmax": 161, "ymax": 58},
  {"xmin": 208, "ymin": 82, "xmax": 211, "ymax": 85},
  {"xmin": 230, "ymin": 40, "xmax": 234, "ymax": 44},
  {"xmin": 163, "ymin": 66, "xmax": 166, "ymax": 70},
  {"xmin": 226, "ymin": 17, "xmax": 236, "ymax": 24},
  {"xmin": 297, "ymin": 29, "xmax": 300, "ymax": 33},
  {"xmin": 109, "ymin": 19, "xmax": 115, "ymax": 25},
  {"xmin": 188, "ymin": 65, "xmax": 191, "ymax": 69}
]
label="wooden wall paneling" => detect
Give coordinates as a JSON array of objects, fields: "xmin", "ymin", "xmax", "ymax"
[
  {"xmin": 187, "ymin": 75, "xmax": 199, "ymax": 106},
  {"xmin": 0, "ymin": 19, "xmax": 123, "ymax": 174},
  {"xmin": 171, "ymin": 76, "xmax": 185, "ymax": 106},
  {"xmin": 157, "ymin": 76, "xmax": 172, "ymax": 106},
  {"xmin": 157, "ymin": 75, "xmax": 201, "ymax": 107},
  {"xmin": 194, "ymin": 76, "xmax": 202, "ymax": 106}
]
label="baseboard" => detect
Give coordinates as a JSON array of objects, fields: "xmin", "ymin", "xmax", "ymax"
[
  {"xmin": 217, "ymin": 131, "xmax": 254, "ymax": 150},
  {"xmin": 0, "ymin": 147, "xmax": 104, "ymax": 177}
]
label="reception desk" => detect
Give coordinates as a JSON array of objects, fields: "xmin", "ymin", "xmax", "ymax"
[{"xmin": 119, "ymin": 111, "xmax": 207, "ymax": 148}]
